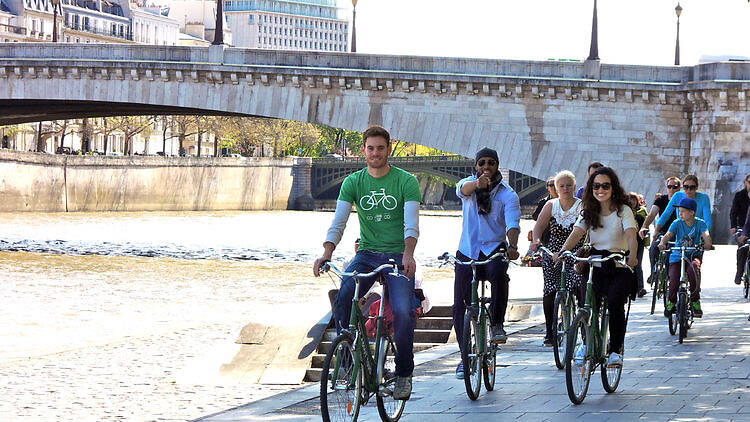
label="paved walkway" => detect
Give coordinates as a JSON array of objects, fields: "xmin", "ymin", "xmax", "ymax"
[{"xmin": 202, "ymin": 278, "xmax": 750, "ymax": 421}]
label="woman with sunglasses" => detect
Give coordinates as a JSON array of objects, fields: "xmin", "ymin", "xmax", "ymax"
[
  {"xmin": 554, "ymin": 167, "xmax": 638, "ymax": 368},
  {"xmin": 655, "ymin": 175, "xmax": 712, "ymax": 234}
]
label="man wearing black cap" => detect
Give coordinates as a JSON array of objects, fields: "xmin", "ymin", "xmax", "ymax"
[{"xmin": 452, "ymin": 147, "xmax": 520, "ymax": 379}]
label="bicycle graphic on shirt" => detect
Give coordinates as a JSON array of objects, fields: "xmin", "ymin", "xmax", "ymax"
[{"xmin": 359, "ymin": 188, "xmax": 398, "ymax": 211}]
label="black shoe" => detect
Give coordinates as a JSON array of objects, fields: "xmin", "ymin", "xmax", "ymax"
[
  {"xmin": 543, "ymin": 336, "xmax": 553, "ymax": 347},
  {"xmin": 735, "ymin": 277, "xmax": 742, "ymax": 285},
  {"xmin": 492, "ymin": 324, "xmax": 507, "ymax": 343},
  {"xmin": 638, "ymin": 288, "xmax": 647, "ymax": 298}
]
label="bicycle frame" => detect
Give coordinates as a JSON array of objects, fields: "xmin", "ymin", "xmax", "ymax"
[
  {"xmin": 326, "ymin": 262, "xmax": 401, "ymax": 396},
  {"xmin": 564, "ymin": 252, "xmax": 629, "ymax": 364}
]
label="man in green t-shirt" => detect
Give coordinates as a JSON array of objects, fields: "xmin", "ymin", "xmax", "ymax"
[{"xmin": 313, "ymin": 125, "xmax": 421, "ymax": 400}]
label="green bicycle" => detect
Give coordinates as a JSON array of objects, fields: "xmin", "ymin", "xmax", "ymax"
[
  {"xmin": 561, "ymin": 251, "xmax": 633, "ymax": 405},
  {"xmin": 318, "ymin": 261, "xmax": 406, "ymax": 422},
  {"xmin": 737, "ymin": 229, "xmax": 750, "ymax": 301},
  {"xmin": 665, "ymin": 240, "xmax": 702, "ymax": 343},
  {"xmin": 649, "ymin": 235, "xmax": 670, "ymax": 316},
  {"xmin": 438, "ymin": 250, "xmax": 508, "ymax": 401},
  {"xmin": 535, "ymin": 245, "xmax": 577, "ymax": 370}
]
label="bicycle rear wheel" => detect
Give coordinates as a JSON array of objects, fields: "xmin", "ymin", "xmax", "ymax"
[
  {"xmin": 376, "ymin": 336, "xmax": 406, "ymax": 422},
  {"xmin": 552, "ymin": 291, "xmax": 568, "ymax": 370},
  {"xmin": 321, "ymin": 334, "xmax": 362, "ymax": 422},
  {"xmin": 461, "ymin": 311, "xmax": 481, "ymax": 400},
  {"xmin": 565, "ymin": 311, "xmax": 592, "ymax": 405},
  {"xmin": 482, "ymin": 312, "xmax": 497, "ymax": 391},
  {"xmin": 677, "ymin": 293, "xmax": 688, "ymax": 344}
]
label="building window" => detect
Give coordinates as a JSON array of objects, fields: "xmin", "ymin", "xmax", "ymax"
[{"xmin": 249, "ymin": 15, "xmax": 254, "ymax": 24}]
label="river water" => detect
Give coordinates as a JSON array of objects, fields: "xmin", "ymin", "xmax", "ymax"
[
  {"xmin": 0, "ymin": 210, "xmax": 539, "ymax": 421},
  {"xmin": 0, "ymin": 210, "xmax": 465, "ymax": 265}
]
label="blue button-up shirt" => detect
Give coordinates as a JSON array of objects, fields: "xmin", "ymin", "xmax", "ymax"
[{"xmin": 456, "ymin": 176, "xmax": 521, "ymax": 260}]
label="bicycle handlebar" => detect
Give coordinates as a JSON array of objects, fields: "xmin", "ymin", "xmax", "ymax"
[
  {"xmin": 559, "ymin": 250, "xmax": 633, "ymax": 272},
  {"xmin": 437, "ymin": 249, "xmax": 509, "ymax": 266},
  {"xmin": 320, "ymin": 261, "xmax": 401, "ymax": 279}
]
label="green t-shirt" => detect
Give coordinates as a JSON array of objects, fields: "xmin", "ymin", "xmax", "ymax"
[{"xmin": 338, "ymin": 166, "xmax": 421, "ymax": 254}]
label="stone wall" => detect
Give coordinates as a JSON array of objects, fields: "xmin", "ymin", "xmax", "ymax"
[
  {"xmin": 689, "ymin": 90, "xmax": 750, "ymax": 239},
  {"xmin": 0, "ymin": 150, "xmax": 299, "ymax": 212}
]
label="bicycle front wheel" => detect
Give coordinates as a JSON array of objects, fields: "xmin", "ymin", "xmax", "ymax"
[
  {"xmin": 565, "ymin": 311, "xmax": 592, "ymax": 405},
  {"xmin": 321, "ymin": 334, "xmax": 362, "ymax": 422},
  {"xmin": 649, "ymin": 273, "xmax": 658, "ymax": 315},
  {"xmin": 461, "ymin": 311, "xmax": 481, "ymax": 400},
  {"xmin": 482, "ymin": 312, "xmax": 497, "ymax": 391},
  {"xmin": 552, "ymin": 292, "xmax": 569, "ymax": 370},
  {"xmin": 375, "ymin": 336, "xmax": 406, "ymax": 422},
  {"xmin": 600, "ymin": 313, "xmax": 622, "ymax": 393},
  {"xmin": 677, "ymin": 293, "xmax": 688, "ymax": 343}
]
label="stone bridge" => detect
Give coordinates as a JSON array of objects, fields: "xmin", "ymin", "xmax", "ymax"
[
  {"xmin": 310, "ymin": 155, "xmax": 544, "ymax": 200},
  {"xmin": 1, "ymin": 44, "xmax": 749, "ymax": 241}
]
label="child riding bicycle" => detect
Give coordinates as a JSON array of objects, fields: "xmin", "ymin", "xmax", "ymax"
[{"xmin": 658, "ymin": 197, "xmax": 712, "ymax": 318}]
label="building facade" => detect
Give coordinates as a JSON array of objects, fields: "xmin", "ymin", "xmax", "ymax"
[
  {"xmin": 131, "ymin": 6, "xmax": 179, "ymax": 45},
  {"xmin": 223, "ymin": 0, "xmax": 348, "ymax": 51},
  {"xmin": 161, "ymin": 0, "xmax": 232, "ymax": 45}
]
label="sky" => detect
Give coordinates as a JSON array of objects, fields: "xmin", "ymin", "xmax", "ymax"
[{"xmin": 338, "ymin": 0, "xmax": 750, "ymax": 66}]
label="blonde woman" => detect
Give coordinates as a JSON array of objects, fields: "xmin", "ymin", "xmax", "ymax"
[{"xmin": 529, "ymin": 170, "xmax": 584, "ymax": 346}]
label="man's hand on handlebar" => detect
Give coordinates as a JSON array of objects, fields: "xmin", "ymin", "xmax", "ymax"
[
  {"xmin": 313, "ymin": 256, "xmax": 332, "ymax": 277},
  {"xmin": 507, "ymin": 247, "xmax": 520, "ymax": 261}
]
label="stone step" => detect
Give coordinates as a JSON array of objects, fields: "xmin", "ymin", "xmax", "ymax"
[
  {"xmin": 415, "ymin": 316, "xmax": 454, "ymax": 330},
  {"xmin": 423, "ymin": 305, "xmax": 452, "ymax": 318},
  {"xmin": 414, "ymin": 329, "xmax": 451, "ymax": 344}
]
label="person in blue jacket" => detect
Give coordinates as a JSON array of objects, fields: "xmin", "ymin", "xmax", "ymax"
[{"xmin": 655, "ymin": 175, "xmax": 712, "ymax": 233}]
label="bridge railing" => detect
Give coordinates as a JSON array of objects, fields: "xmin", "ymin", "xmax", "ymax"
[{"xmin": 311, "ymin": 155, "xmax": 470, "ymax": 163}]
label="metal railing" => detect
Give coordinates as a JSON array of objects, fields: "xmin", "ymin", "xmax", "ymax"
[
  {"xmin": 311, "ymin": 155, "xmax": 470, "ymax": 163},
  {"xmin": 0, "ymin": 23, "xmax": 27, "ymax": 35},
  {"xmin": 64, "ymin": 23, "xmax": 132, "ymax": 40}
]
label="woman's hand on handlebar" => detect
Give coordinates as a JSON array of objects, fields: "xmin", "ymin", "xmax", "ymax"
[
  {"xmin": 626, "ymin": 254, "xmax": 638, "ymax": 268},
  {"xmin": 529, "ymin": 242, "xmax": 539, "ymax": 253}
]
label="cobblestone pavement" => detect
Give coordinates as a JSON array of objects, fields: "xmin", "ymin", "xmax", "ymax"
[{"xmin": 205, "ymin": 247, "xmax": 750, "ymax": 422}]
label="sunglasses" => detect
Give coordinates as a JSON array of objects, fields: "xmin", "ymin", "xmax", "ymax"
[
  {"xmin": 592, "ymin": 182, "xmax": 612, "ymax": 191},
  {"xmin": 477, "ymin": 159, "xmax": 497, "ymax": 167},
  {"xmin": 547, "ymin": 183, "xmax": 555, "ymax": 187},
  {"xmin": 683, "ymin": 184, "xmax": 697, "ymax": 191},
  {"xmin": 667, "ymin": 184, "xmax": 680, "ymax": 189}
]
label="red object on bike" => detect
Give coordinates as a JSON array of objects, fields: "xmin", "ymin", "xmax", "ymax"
[{"xmin": 365, "ymin": 299, "xmax": 394, "ymax": 337}]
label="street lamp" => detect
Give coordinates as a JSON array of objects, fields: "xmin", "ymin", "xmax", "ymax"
[
  {"xmin": 51, "ymin": 0, "xmax": 60, "ymax": 42},
  {"xmin": 351, "ymin": 0, "xmax": 357, "ymax": 52},
  {"xmin": 212, "ymin": 0, "xmax": 223, "ymax": 45},
  {"xmin": 674, "ymin": 2, "xmax": 682, "ymax": 66},
  {"xmin": 587, "ymin": 0, "xmax": 599, "ymax": 60}
]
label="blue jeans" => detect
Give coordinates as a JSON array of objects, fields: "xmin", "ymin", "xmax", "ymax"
[{"xmin": 333, "ymin": 249, "xmax": 416, "ymax": 377}]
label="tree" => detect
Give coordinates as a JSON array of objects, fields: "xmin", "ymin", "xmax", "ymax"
[{"xmin": 110, "ymin": 116, "xmax": 155, "ymax": 155}]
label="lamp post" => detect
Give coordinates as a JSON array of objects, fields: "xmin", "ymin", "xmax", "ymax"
[
  {"xmin": 674, "ymin": 2, "xmax": 682, "ymax": 66},
  {"xmin": 212, "ymin": 0, "xmax": 223, "ymax": 45},
  {"xmin": 587, "ymin": 0, "xmax": 599, "ymax": 60},
  {"xmin": 51, "ymin": 0, "xmax": 60, "ymax": 42},
  {"xmin": 351, "ymin": 0, "xmax": 357, "ymax": 52}
]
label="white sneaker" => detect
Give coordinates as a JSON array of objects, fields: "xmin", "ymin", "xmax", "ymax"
[
  {"xmin": 607, "ymin": 353, "xmax": 623, "ymax": 368},
  {"xmin": 573, "ymin": 344, "xmax": 586, "ymax": 365}
]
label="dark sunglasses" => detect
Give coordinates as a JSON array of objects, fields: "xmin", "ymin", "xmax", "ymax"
[
  {"xmin": 592, "ymin": 182, "xmax": 612, "ymax": 191},
  {"xmin": 683, "ymin": 184, "xmax": 697, "ymax": 190},
  {"xmin": 667, "ymin": 184, "xmax": 680, "ymax": 189},
  {"xmin": 477, "ymin": 159, "xmax": 497, "ymax": 167},
  {"xmin": 547, "ymin": 183, "xmax": 555, "ymax": 187}
]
